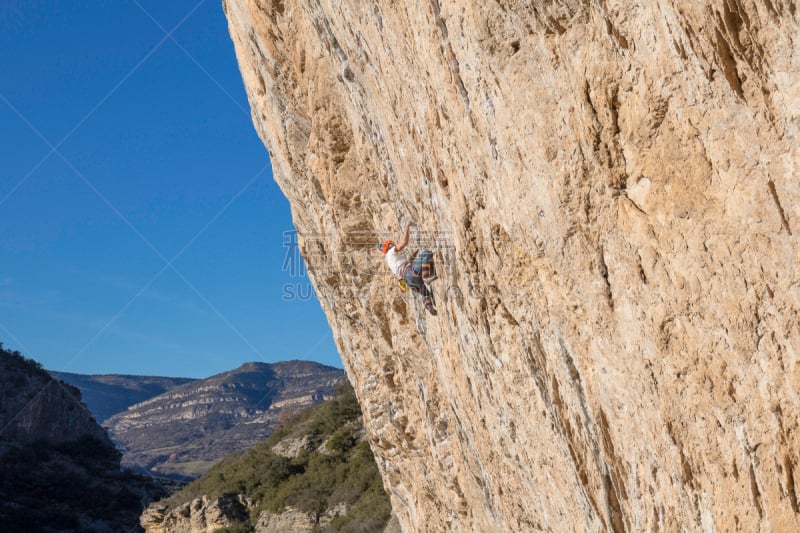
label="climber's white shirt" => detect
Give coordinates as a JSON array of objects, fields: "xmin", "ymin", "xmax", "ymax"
[{"xmin": 385, "ymin": 247, "xmax": 408, "ymax": 277}]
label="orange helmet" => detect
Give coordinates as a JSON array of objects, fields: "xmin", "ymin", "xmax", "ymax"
[{"xmin": 379, "ymin": 240, "xmax": 394, "ymax": 254}]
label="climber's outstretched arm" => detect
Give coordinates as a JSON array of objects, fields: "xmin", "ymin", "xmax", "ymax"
[{"xmin": 394, "ymin": 221, "xmax": 413, "ymax": 252}]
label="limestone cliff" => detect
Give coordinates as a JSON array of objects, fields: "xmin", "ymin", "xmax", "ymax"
[{"xmin": 224, "ymin": 1, "xmax": 800, "ymax": 531}]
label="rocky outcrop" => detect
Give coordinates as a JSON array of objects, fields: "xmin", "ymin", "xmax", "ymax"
[
  {"xmin": 141, "ymin": 495, "xmax": 251, "ymax": 533},
  {"xmin": 142, "ymin": 499, "xmax": 345, "ymax": 533},
  {"xmin": 1, "ymin": 349, "xmax": 110, "ymax": 447},
  {"xmin": 107, "ymin": 361, "xmax": 344, "ymax": 479},
  {"xmin": 255, "ymin": 504, "xmax": 346, "ymax": 532},
  {"xmin": 0, "ymin": 346, "xmax": 167, "ymax": 532},
  {"xmin": 225, "ymin": 1, "xmax": 800, "ymax": 531}
]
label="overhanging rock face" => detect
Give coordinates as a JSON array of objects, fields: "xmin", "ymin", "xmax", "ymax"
[{"xmin": 224, "ymin": 1, "xmax": 800, "ymax": 531}]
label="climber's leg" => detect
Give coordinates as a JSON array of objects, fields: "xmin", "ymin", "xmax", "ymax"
[
  {"xmin": 420, "ymin": 250, "xmax": 436, "ymax": 283},
  {"xmin": 413, "ymin": 250, "xmax": 436, "ymax": 283}
]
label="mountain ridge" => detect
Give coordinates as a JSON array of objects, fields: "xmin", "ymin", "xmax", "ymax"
[
  {"xmin": 105, "ymin": 360, "xmax": 345, "ymax": 480},
  {"xmin": 49, "ymin": 370, "xmax": 195, "ymax": 423}
]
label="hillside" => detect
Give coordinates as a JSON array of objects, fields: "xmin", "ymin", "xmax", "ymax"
[
  {"xmin": 106, "ymin": 360, "xmax": 345, "ymax": 480},
  {"xmin": 224, "ymin": 1, "xmax": 800, "ymax": 531},
  {"xmin": 0, "ymin": 345, "xmax": 167, "ymax": 532},
  {"xmin": 141, "ymin": 381, "xmax": 393, "ymax": 533},
  {"xmin": 50, "ymin": 370, "xmax": 194, "ymax": 423}
]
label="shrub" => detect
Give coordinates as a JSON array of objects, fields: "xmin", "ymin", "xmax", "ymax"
[
  {"xmin": 327, "ymin": 428, "xmax": 357, "ymax": 454},
  {"xmin": 159, "ymin": 381, "xmax": 391, "ymax": 531}
]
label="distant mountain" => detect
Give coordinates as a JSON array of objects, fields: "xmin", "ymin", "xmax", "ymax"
[
  {"xmin": 0, "ymin": 345, "xmax": 167, "ymax": 532},
  {"xmin": 141, "ymin": 382, "xmax": 394, "ymax": 533},
  {"xmin": 106, "ymin": 360, "xmax": 345, "ymax": 480},
  {"xmin": 49, "ymin": 371, "xmax": 195, "ymax": 422}
]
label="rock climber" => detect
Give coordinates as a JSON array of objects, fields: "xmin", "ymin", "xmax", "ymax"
[{"xmin": 379, "ymin": 221, "xmax": 437, "ymax": 314}]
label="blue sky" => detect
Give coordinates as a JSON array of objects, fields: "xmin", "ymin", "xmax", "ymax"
[{"xmin": 0, "ymin": 1, "xmax": 340, "ymax": 377}]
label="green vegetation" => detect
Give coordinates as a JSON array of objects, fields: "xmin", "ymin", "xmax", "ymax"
[
  {"xmin": 161, "ymin": 459, "xmax": 220, "ymax": 478},
  {"xmin": 162, "ymin": 381, "xmax": 392, "ymax": 532},
  {"xmin": 0, "ymin": 437, "xmax": 165, "ymax": 532},
  {"xmin": 0, "ymin": 342, "xmax": 49, "ymax": 380}
]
